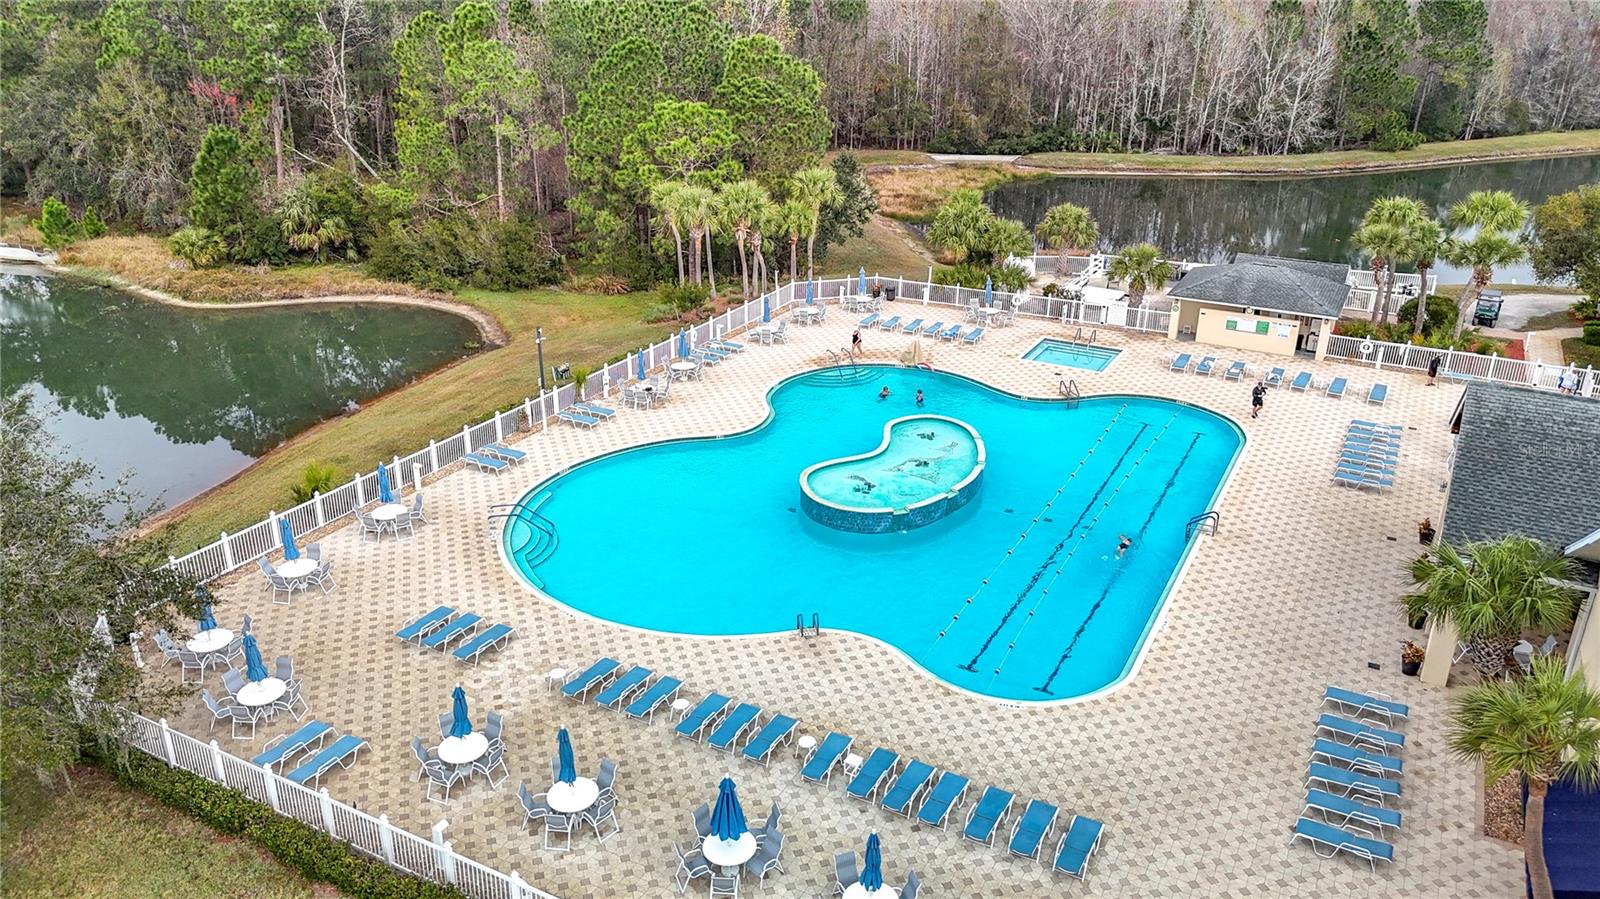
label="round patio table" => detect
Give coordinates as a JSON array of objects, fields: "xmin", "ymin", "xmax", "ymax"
[
  {"xmin": 235, "ymin": 677, "xmax": 286, "ymax": 708},
  {"xmin": 842, "ymin": 885, "xmax": 899, "ymax": 899},
  {"xmin": 276, "ymin": 558, "xmax": 316, "ymax": 580},
  {"xmin": 701, "ymin": 833, "xmax": 757, "ymax": 874},
  {"xmin": 547, "ymin": 777, "xmax": 599, "ymax": 815},
  {"xmin": 372, "ymin": 502, "xmax": 409, "ymax": 535},
  {"xmin": 437, "ymin": 733, "xmax": 488, "ymax": 766},
  {"xmin": 186, "ymin": 628, "xmax": 233, "ymax": 654},
  {"xmin": 670, "ymin": 361, "xmax": 699, "ymax": 381}
]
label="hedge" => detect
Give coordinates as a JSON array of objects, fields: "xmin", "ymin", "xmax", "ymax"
[{"xmin": 97, "ymin": 747, "xmax": 469, "ymax": 899}]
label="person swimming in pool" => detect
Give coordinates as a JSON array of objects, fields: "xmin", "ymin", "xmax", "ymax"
[
  {"xmin": 915, "ymin": 389, "xmax": 924, "ymax": 406},
  {"xmin": 878, "ymin": 385, "xmax": 891, "ymax": 401},
  {"xmin": 1116, "ymin": 534, "xmax": 1132, "ymax": 558}
]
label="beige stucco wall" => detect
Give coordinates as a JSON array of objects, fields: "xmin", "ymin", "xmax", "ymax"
[
  {"xmin": 1571, "ymin": 593, "xmax": 1600, "ymax": 691},
  {"xmin": 1193, "ymin": 307, "xmax": 1301, "ymax": 357}
]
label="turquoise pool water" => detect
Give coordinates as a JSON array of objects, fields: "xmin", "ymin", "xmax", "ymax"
[
  {"xmin": 504, "ymin": 367, "xmax": 1242, "ymax": 701},
  {"xmin": 803, "ymin": 416, "xmax": 981, "ymax": 510},
  {"xmin": 1023, "ymin": 338, "xmax": 1122, "ymax": 372}
]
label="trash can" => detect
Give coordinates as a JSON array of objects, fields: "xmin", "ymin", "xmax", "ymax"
[{"xmin": 884, "ymin": 284, "xmax": 897, "ymax": 302}]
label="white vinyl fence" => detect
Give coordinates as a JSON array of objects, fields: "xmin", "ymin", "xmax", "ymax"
[
  {"xmin": 122, "ymin": 712, "xmax": 557, "ymax": 899},
  {"xmin": 1323, "ymin": 333, "xmax": 1598, "ymax": 397}
]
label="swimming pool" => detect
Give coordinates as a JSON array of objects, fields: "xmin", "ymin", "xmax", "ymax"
[
  {"xmin": 503, "ymin": 367, "xmax": 1242, "ymax": 702},
  {"xmin": 1023, "ymin": 338, "xmax": 1122, "ymax": 372}
]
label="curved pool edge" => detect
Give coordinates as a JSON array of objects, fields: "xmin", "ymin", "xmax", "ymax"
[
  {"xmin": 497, "ymin": 362, "xmax": 1251, "ymax": 706},
  {"xmin": 799, "ymin": 414, "xmax": 986, "ymax": 533}
]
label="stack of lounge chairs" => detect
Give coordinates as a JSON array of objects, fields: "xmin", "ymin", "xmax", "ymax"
[
  {"xmin": 557, "ymin": 401, "xmax": 617, "ymax": 430},
  {"xmin": 1332, "ymin": 420, "xmax": 1400, "ymax": 491},
  {"xmin": 463, "ymin": 441, "xmax": 526, "ymax": 475},
  {"xmin": 252, "ymin": 719, "xmax": 367, "ymax": 788},
  {"xmin": 1292, "ymin": 686, "xmax": 1409, "ymax": 872},
  {"xmin": 395, "ymin": 605, "xmax": 515, "ymax": 665}
]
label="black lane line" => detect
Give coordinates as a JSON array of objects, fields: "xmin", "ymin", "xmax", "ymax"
[
  {"xmin": 1032, "ymin": 433, "xmax": 1203, "ymax": 694},
  {"xmin": 958, "ymin": 422, "xmax": 1150, "ymax": 673}
]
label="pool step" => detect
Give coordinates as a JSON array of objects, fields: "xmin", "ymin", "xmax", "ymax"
[{"xmin": 807, "ymin": 364, "xmax": 877, "ymax": 387}]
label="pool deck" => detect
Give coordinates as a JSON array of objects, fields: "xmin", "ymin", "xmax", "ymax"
[{"xmin": 162, "ymin": 312, "xmax": 1522, "ymax": 898}]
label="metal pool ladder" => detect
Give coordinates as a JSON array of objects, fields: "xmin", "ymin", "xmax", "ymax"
[
  {"xmin": 1059, "ymin": 379, "xmax": 1081, "ymax": 402},
  {"xmin": 795, "ymin": 613, "xmax": 821, "ymax": 639},
  {"xmin": 1185, "ymin": 510, "xmax": 1221, "ymax": 540}
]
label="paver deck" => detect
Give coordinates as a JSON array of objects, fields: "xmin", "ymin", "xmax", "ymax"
[{"xmin": 158, "ymin": 311, "xmax": 1522, "ymax": 898}]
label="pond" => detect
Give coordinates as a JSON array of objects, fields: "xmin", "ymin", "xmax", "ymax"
[
  {"xmin": 985, "ymin": 154, "xmax": 1600, "ymax": 283},
  {"xmin": 0, "ymin": 270, "xmax": 480, "ymax": 509}
]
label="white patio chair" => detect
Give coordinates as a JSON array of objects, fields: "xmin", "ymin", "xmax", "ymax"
[
  {"xmin": 673, "ymin": 842, "xmax": 712, "ymax": 894},
  {"xmin": 423, "ymin": 760, "xmax": 463, "ymax": 804},
  {"xmin": 473, "ymin": 742, "xmax": 510, "ymax": 789},
  {"xmin": 582, "ymin": 796, "xmax": 620, "ymax": 843},
  {"xmin": 543, "ymin": 810, "xmax": 575, "ymax": 851}
]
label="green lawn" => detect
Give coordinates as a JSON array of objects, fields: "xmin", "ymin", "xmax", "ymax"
[
  {"xmin": 1562, "ymin": 337, "xmax": 1600, "ymax": 369},
  {"xmin": 1, "ymin": 770, "xmax": 324, "ymax": 899},
  {"xmin": 1020, "ymin": 130, "xmax": 1600, "ymax": 175}
]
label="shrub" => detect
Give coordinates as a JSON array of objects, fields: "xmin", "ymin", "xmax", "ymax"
[
  {"xmin": 33, "ymin": 196, "xmax": 78, "ymax": 249},
  {"xmin": 101, "ymin": 748, "xmax": 467, "ymax": 899},
  {"xmin": 1335, "ymin": 320, "xmax": 1375, "ymax": 339},
  {"xmin": 167, "ymin": 226, "xmax": 228, "ymax": 268},
  {"xmin": 661, "ymin": 284, "xmax": 710, "ymax": 317},
  {"xmin": 1395, "ymin": 293, "xmax": 1459, "ymax": 337},
  {"xmin": 1574, "ymin": 296, "xmax": 1599, "ymax": 321},
  {"xmin": 367, "ymin": 215, "xmax": 563, "ymax": 292},
  {"xmin": 289, "ymin": 461, "xmax": 341, "ymax": 504},
  {"xmin": 932, "ymin": 262, "xmax": 988, "ymax": 289},
  {"xmin": 1584, "ymin": 320, "xmax": 1600, "ymax": 346},
  {"xmin": 989, "ymin": 261, "xmax": 1031, "ymax": 292},
  {"xmin": 79, "ymin": 206, "xmax": 108, "ymax": 239}
]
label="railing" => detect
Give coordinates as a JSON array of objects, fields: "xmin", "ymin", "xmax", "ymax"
[
  {"xmin": 121, "ymin": 712, "xmax": 557, "ymax": 899},
  {"xmin": 1322, "ymin": 333, "xmax": 1598, "ymax": 398},
  {"xmin": 1185, "ymin": 511, "xmax": 1220, "ymax": 540}
]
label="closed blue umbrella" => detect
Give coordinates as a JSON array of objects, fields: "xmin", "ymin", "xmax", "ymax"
[
  {"xmin": 278, "ymin": 518, "xmax": 299, "ymax": 561},
  {"xmin": 762, "ymin": 295, "xmax": 771, "ymax": 323},
  {"xmin": 556, "ymin": 727, "xmax": 576, "ymax": 784},
  {"xmin": 197, "ymin": 603, "xmax": 216, "ymax": 632},
  {"xmin": 677, "ymin": 328, "xmax": 690, "ymax": 358},
  {"xmin": 858, "ymin": 266, "xmax": 867, "ymax": 294},
  {"xmin": 984, "ymin": 275, "xmax": 993, "ymax": 307},
  {"xmin": 377, "ymin": 462, "xmax": 395, "ymax": 503},
  {"xmin": 635, "ymin": 349, "xmax": 647, "ymax": 381},
  {"xmin": 709, "ymin": 775, "xmax": 748, "ymax": 841},
  {"xmin": 450, "ymin": 685, "xmax": 472, "ymax": 738},
  {"xmin": 861, "ymin": 831, "xmax": 884, "ymax": 891},
  {"xmin": 806, "ymin": 280, "xmax": 815, "ymax": 305},
  {"xmin": 242, "ymin": 634, "xmax": 268, "ymax": 682}
]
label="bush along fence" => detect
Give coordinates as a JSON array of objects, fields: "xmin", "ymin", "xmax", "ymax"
[{"xmin": 120, "ymin": 711, "xmax": 557, "ymax": 899}]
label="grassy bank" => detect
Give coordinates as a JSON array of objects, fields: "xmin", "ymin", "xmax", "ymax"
[
  {"xmin": 867, "ymin": 163, "xmax": 1044, "ymax": 221},
  {"xmin": 1020, "ymin": 130, "xmax": 1600, "ymax": 176},
  {"xmin": 1562, "ymin": 337, "xmax": 1600, "ymax": 369},
  {"xmin": 1, "ymin": 769, "xmax": 324, "ymax": 898},
  {"xmin": 818, "ymin": 215, "xmax": 935, "ymax": 275}
]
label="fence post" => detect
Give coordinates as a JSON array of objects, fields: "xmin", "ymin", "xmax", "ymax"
[
  {"xmin": 412, "ymin": 462, "xmax": 423, "ymax": 493},
  {"xmin": 1488, "ymin": 354, "xmax": 1500, "ymax": 380},
  {"xmin": 313, "ymin": 491, "xmax": 326, "ymax": 526},
  {"xmin": 318, "ymin": 787, "xmax": 337, "ymax": 837},
  {"xmin": 262, "ymin": 764, "xmax": 281, "ymax": 812},
  {"xmin": 461, "ymin": 424, "xmax": 472, "ymax": 454},
  {"xmin": 354, "ymin": 473, "xmax": 365, "ymax": 507},
  {"xmin": 511, "ymin": 870, "xmax": 529, "ymax": 899},
  {"xmin": 432, "ymin": 820, "xmax": 456, "ymax": 883},
  {"xmin": 159, "ymin": 717, "xmax": 176, "ymax": 765},
  {"xmin": 494, "ymin": 411, "xmax": 505, "ymax": 442},
  {"xmin": 207, "ymin": 739, "xmax": 227, "ymax": 783},
  {"xmin": 429, "ymin": 439, "xmax": 439, "ymax": 471},
  {"xmin": 220, "ymin": 531, "xmax": 234, "ymax": 569},
  {"xmin": 522, "ymin": 396, "xmax": 534, "ymax": 428},
  {"xmin": 378, "ymin": 814, "xmax": 396, "ymax": 865},
  {"xmin": 270, "ymin": 510, "xmax": 282, "ymax": 548}
]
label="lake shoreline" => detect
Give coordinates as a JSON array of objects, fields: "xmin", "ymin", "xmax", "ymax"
[{"xmin": 1014, "ymin": 141, "xmax": 1600, "ymax": 179}]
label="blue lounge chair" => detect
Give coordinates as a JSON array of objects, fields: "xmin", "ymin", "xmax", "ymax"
[
  {"xmin": 1264, "ymin": 367, "xmax": 1286, "ymax": 387},
  {"xmin": 1323, "ymin": 687, "xmax": 1409, "ymax": 725},
  {"xmin": 1193, "ymin": 355, "xmax": 1218, "ymax": 376},
  {"xmin": 1291, "ymin": 816, "xmax": 1394, "ymax": 872},
  {"xmin": 1325, "ymin": 376, "xmax": 1348, "ymax": 398},
  {"xmin": 396, "ymin": 606, "xmax": 455, "ymax": 645},
  {"xmin": 1342, "ymin": 437, "xmax": 1399, "ymax": 454},
  {"xmin": 558, "ymin": 410, "xmax": 600, "ymax": 429},
  {"xmin": 462, "ymin": 452, "xmax": 507, "ymax": 474},
  {"xmin": 1350, "ymin": 419, "xmax": 1401, "ymax": 431},
  {"xmin": 961, "ymin": 785, "xmax": 1015, "ymax": 846},
  {"xmin": 561, "ymin": 657, "xmax": 621, "ymax": 702},
  {"xmin": 1310, "ymin": 739, "xmax": 1403, "ymax": 778},
  {"xmin": 573, "ymin": 402, "xmax": 616, "ymax": 419},
  {"xmin": 740, "ymin": 714, "xmax": 798, "ymax": 766},
  {"xmin": 420, "ymin": 613, "xmax": 481, "ymax": 651},
  {"xmin": 452, "ymin": 623, "xmax": 514, "ymax": 665},
  {"xmin": 711, "ymin": 339, "xmax": 744, "ymax": 352},
  {"xmin": 253, "ymin": 720, "xmax": 333, "ymax": 771},
  {"xmin": 877, "ymin": 315, "xmax": 902, "ymax": 331},
  {"xmin": 900, "ymin": 318, "xmax": 925, "ymax": 334},
  {"xmin": 1333, "ymin": 470, "xmax": 1394, "ymax": 491},
  {"xmin": 708, "ymin": 703, "xmax": 761, "ymax": 752},
  {"xmin": 881, "ymin": 760, "xmax": 936, "ymax": 817},
  {"xmin": 674, "ymin": 693, "xmax": 731, "ymax": 741},
  {"xmin": 1307, "ymin": 762, "xmax": 1401, "ymax": 805},
  {"xmin": 480, "ymin": 442, "xmax": 525, "ymax": 463},
  {"xmin": 1051, "ymin": 815, "xmax": 1104, "ymax": 880},
  {"xmin": 1366, "ymin": 383, "xmax": 1388, "ymax": 406},
  {"xmin": 1304, "ymin": 789, "xmax": 1401, "ymax": 836},
  {"xmin": 937, "ymin": 323, "xmax": 962, "ymax": 341},
  {"xmin": 921, "ymin": 321, "xmax": 945, "ymax": 336},
  {"xmin": 1290, "ymin": 371, "xmax": 1313, "ymax": 391},
  {"xmin": 800, "ymin": 732, "xmax": 854, "ymax": 784},
  {"xmin": 623, "ymin": 676, "xmax": 682, "ymax": 722},
  {"xmin": 1008, "ymin": 799, "xmax": 1059, "ymax": 860},
  {"xmin": 1337, "ymin": 458, "xmax": 1396, "ymax": 477},
  {"xmin": 1223, "ymin": 360, "xmax": 1247, "ymax": 380},
  {"xmin": 859, "ymin": 313, "xmax": 880, "ymax": 328},
  {"xmin": 962, "ymin": 327, "xmax": 985, "ymax": 345},
  {"xmin": 1169, "ymin": 353, "xmax": 1192, "ymax": 372},
  {"xmin": 845, "ymin": 747, "xmax": 899, "ymax": 803},
  {"xmin": 916, "ymin": 771, "xmax": 970, "ymax": 829},
  {"xmin": 694, "ymin": 349, "xmax": 723, "ymax": 365},
  {"xmin": 594, "ymin": 665, "xmax": 652, "ymax": 710},
  {"xmin": 284, "ymin": 734, "xmax": 366, "ymax": 787}
]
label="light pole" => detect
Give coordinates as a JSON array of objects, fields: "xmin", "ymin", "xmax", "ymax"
[{"xmin": 535, "ymin": 326, "xmax": 546, "ymax": 392}]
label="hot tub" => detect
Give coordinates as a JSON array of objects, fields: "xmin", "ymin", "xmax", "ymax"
[{"xmin": 799, "ymin": 415, "xmax": 985, "ymax": 533}]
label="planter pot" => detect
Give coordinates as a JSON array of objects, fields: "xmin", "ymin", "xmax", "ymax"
[
  {"xmin": 1419, "ymin": 529, "xmax": 1436, "ymax": 546},
  {"xmin": 1401, "ymin": 660, "xmax": 1422, "ymax": 676}
]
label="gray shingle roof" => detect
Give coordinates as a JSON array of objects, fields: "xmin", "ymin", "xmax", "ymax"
[
  {"xmin": 1168, "ymin": 255, "xmax": 1351, "ymax": 319},
  {"xmin": 1443, "ymin": 383, "xmax": 1600, "ymax": 557}
]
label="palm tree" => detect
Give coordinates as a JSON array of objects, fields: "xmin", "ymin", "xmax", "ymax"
[
  {"xmin": 1401, "ymin": 536, "xmax": 1580, "ymax": 678},
  {"xmin": 1445, "ymin": 190, "xmax": 1530, "ymax": 338},
  {"xmin": 1404, "ymin": 217, "xmax": 1444, "ymax": 338},
  {"xmin": 718, "ymin": 180, "xmax": 770, "ymax": 299},
  {"xmin": 1451, "ymin": 655, "xmax": 1600, "ymax": 899},
  {"xmin": 774, "ymin": 198, "xmax": 809, "ymax": 283},
  {"xmin": 789, "ymin": 167, "xmax": 840, "ymax": 283},
  {"xmin": 1352, "ymin": 221, "xmax": 1407, "ymax": 323},
  {"xmin": 676, "ymin": 185, "xmax": 715, "ymax": 287},
  {"xmin": 750, "ymin": 197, "xmax": 779, "ymax": 295},
  {"xmin": 1035, "ymin": 203, "xmax": 1100, "ymax": 274},
  {"xmin": 1106, "ymin": 244, "xmax": 1174, "ymax": 308},
  {"xmin": 650, "ymin": 181, "xmax": 690, "ymax": 284},
  {"xmin": 279, "ymin": 188, "xmax": 352, "ymax": 262}
]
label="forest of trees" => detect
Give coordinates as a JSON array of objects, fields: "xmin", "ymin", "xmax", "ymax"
[{"xmin": 3, "ymin": 0, "xmax": 1597, "ymax": 288}]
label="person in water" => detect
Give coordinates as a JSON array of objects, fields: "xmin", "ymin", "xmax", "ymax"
[
  {"xmin": 1116, "ymin": 534, "xmax": 1132, "ymax": 558},
  {"xmin": 878, "ymin": 385, "xmax": 891, "ymax": 401},
  {"xmin": 915, "ymin": 389, "xmax": 925, "ymax": 406}
]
